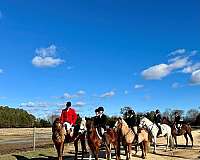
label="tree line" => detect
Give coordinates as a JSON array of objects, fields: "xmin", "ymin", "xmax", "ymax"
[
  {"xmin": 0, "ymin": 106, "xmax": 51, "ymax": 128},
  {"xmin": 0, "ymin": 105, "xmax": 199, "ymax": 128},
  {"xmin": 120, "ymin": 106, "xmax": 200, "ymax": 126}
]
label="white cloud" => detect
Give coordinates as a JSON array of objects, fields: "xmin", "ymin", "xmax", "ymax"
[
  {"xmin": 190, "ymin": 69, "xmax": 200, "ymax": 85},
  {"xmin": 32, "ymin": 56, "xmax": 64, "ymax": 67},
  {"xmin": 142, "ymin": 64, "xmax": 170, "ymax": 80},
  {"xmin": 168, "ymin": 56, "xmax": 190, "ymax": 70},
  {"xmin": 32, "ymin": 45, "xmax": 65, "ymax": 67},
  {"xmin": 99, "ymin": 91, "xmax": 115, "ymax": 98},
  {"xmin": 77, "ymin": 90, "xmax": 86, "ymax": 95},
  {"xmin": 182, "ymin": 62, "xmax": 200, "ymax": 73},
  {"xmin": 142, "ymin": 54, "xmax": 190, "ymax": 80},
  {"xmin": 64, "ymin": 93, "xmax": 76, "ymax": 99},
  {"xmin": 0, "ymin": 69, "xmax": 3, "ymax": 74},
  {"xmin": 169, "ymin": 48, "xmax": 186, "ymax": 56},
  {"xmin": 172, "ymin": 82, "xmax": 180, "ymax": 89},
  {"xmin": 63, "ymin": 90, "xmax": 86, "ymax": 99},
  {"xmin": 134, "ymin": 84, "xmax": 144, "ymax": 89},
  {"xmin": 20, "ymin": 101, "xmax": 50, "ymax": 108},
  {"xmin": 74, "ymin": 101, "xmax": 86, "ymax": 107},
  {"xmin": 35, "ymin": 45, "xmax": 56, "ymax": 57}
]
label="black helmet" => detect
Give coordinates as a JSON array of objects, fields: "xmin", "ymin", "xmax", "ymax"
[
  {"xmin": 128, "ymin": 109, "xmax": 135, "ymax": 114},
  {"xmin": 156, "ymin": 109, "xmax": 160, "ymax": 114},
  {"xmin": 66, "ymin": 101, "xmax": 71, "ymax": 107},
  {"xmin": 95, "ymin": 108, "xmax": 99, "ymax": 113},
  {"xmin": 98, "ymin": 106, "xmax": 104, "ymax": 112}
]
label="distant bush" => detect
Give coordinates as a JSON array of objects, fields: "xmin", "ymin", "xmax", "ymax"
[{"xmin": 0, "ymin": 106, "xmax": 51, "ymax": 128}]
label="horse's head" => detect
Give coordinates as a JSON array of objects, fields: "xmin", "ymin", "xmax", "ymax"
[
  {"xmin": 52, "ymin": 118, "xmax": 63, "ymax": 132},
  {"xmin": 79, "ymin": 117, "xmax": 87, "ymax": 134},
  {"xmin": 139, "ymin": 117, "xmax": 153, "ymax": 128},
  {"xmin": 78, "ymin": 117, "xmax": 94, "ymax": 134},
  {"xmin": 114, "ymin": 117, "xmax": 123, "ymax": 131}
]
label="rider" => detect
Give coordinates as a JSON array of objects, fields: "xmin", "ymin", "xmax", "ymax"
[
  {"xmin": 126, "ymin": 109, "xmax": 137, "ymax": 134},
  {"xmin": 174, "ymin": 111, "xmax": 181, "ymax": 133},
  {"xmin": 93, "ymin": 108, "xmax": 100, "ymax": 127},
  {"xmin": 95, "ymin": 106, "xmax": 107, "ymax": 139},
  {"xmin": 154, "ymin": 109, "xmax": 162, "ymax": 136},
  {"xmin": 60, "ymin": 101, "xmax": 77, "ymax": 136}
]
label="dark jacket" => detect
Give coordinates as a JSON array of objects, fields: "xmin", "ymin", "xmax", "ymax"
[
  {"xmin": 126, "ymin": 114, "xmax": 137, "ymax": 127},
  {"xmin": 95, "ymin": 114, "xmax": 107, "ymax": 129},
  {"xmin": 154, "ymin": 114, "xmax": 161, "ymax": 124},
  {"xmin": 174, "ymin": 115, "xmax": 180, "ymax": 123}
]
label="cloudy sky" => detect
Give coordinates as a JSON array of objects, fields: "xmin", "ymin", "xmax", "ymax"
[{"xmin": 0, "ymin": 1, "xmax": 200, "ymax": 118}]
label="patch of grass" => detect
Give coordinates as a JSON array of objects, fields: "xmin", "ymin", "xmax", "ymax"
[{"xmin": 0, "ymin": 148, "xmax": 57, "ymax": 160}]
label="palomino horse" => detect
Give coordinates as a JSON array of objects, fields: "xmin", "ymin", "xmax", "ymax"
[
  {"xmin": 114, "ymin": 118, "xmax": 148, "ymax": 159},
  {"xmin": 139, "ymin": 117, "xmax": 173, "ymax": 153},
  {"xmin": 52, "ymin": 118, "xmax": 87, "ymax": 160},
  {"xmin": 79, "ymin": 117, "xmax": 120, "ymax": 160},
  {"xmin": 162, "ymin": 118, "xmax": 193, "ymax": 148}
]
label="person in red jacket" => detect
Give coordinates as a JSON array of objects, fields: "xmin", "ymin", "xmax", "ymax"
[{"xmin": 60, "ymin": 101, "xmax": 77, "ymax": 137}]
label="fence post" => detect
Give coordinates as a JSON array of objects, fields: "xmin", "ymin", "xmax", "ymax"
[{"xmin": 33, "ymin": 127, "xmax": 36, "ymax": 151}]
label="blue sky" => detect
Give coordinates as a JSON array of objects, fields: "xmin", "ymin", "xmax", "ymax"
[{"xmin": 0, "ymin": 1, "xmax": 200, "ymax": 118}]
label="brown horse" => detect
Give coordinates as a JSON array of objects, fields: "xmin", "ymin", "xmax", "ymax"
[
  {"xmin": 52, "ymin": 118, "xmax": 65, "ymax": 160},
  {"xmin": 52, "ymin": 118, "xmax": 87, "ymax": 160},
  {"xmin": 114, "ymin": 118, "xmax": 148, "ymax": 159},
  {"xmin": 79, "ymin": 117, "xmax": 120, "ymax": 160},
  {"xmin": 162, "ymin": 117, "xmax": 193, "ymax": 149}
]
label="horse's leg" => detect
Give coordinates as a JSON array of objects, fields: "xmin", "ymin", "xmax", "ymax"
[
  {"xmin": 123, "ymin": 143, "xmax": 128, "ymax": 160},
  {"xmin": 184, "ymin": 133, "xmax": 188, "ymax": 148},
  {"xmin": 140, "ymin": 142, "xmax": 144, "ymax": 159},
  {"xmin": 59, "ymin": 142, "xmax": 63, "ymax": 160},
  {"xmin": 128, "ymin": 143, "xmax": 132, "ymax": 160},
  {"xmin": 173, "ymin": 135, "xmax": 177, "ymax": 149},
  {"xmin": 55, "ymin": 143, "xmax": 61, "ymax": 160},
  {"xmin": 144, "ymin": 141, "xmax": 148, "ymax": 158},
  {"xmin": 169, "ymin": 135, "xmax": 174, "ymax": 150},
  {"xmin": 113, "ymin": 142, "xmax": 120, "ymax": 160},
  {"xmin": 81, "ymin": 138, "xmax": 87, "ymax": 159},
  {"xmin": 74, "ymin": 138, "xmax": 78, "ymax": 160},
  {"xmin": 188, "ymin": 132, "xmax": 193, "ymax": 148},
  {"xmin": 105, "ymin": 143, "xmax": 110, "ymax": 160},
  {"xmin": 165, "ymin": 135, "xmax": 169, "ymax": 152},
  {"xmin": 153, "ymin": 136, "xmax": 157, "ymax": 154}
]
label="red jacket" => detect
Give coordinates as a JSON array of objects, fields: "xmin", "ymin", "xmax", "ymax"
[{"xmin": 60, "ymin": 108, "xmax": 77, "ymax": 125}]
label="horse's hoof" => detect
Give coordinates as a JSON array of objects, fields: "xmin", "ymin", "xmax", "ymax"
[{"xmin": 153, "ymin": 151, "xmax": 156, "ymax": 154}]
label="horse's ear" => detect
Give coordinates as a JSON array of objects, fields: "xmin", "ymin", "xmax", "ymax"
[{"xmin": 85, "ymin": 117, "xmax": 89, "ymax": 121}]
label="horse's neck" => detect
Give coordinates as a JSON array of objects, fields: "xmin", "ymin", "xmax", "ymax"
[{"xmin": 122, "ymin": 125, "xmax": 132, "ymax": 136}]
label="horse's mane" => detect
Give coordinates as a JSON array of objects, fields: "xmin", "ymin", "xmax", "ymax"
[
  {"xmin": 121, "ymin": 118, "xmax": 129, "ymax": 127},
  {"xmin": 141, "ymin": 117, "xmax": 153, "ymax": 125}
]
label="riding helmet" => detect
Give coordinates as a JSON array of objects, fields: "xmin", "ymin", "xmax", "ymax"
[
  {"xmin": 156, "ymin": 109, "xmax": 160, "ymax": 114},
  {"xmin": 66, "ymin": 101, "xmax": 71, "ymax": 107},
  {"xmin": 98, "ymin": 106, "xmax": 104, "ymax": 112}
]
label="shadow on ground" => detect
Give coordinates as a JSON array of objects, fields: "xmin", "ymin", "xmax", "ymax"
[{"xmin": 13, "ymin": 154, "xmax": 74, "ymax": 160}]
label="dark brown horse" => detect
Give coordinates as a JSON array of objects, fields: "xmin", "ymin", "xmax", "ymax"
[
  {"xmin": 79, "ymin": 117, "xmax": 120, "ymax": 160},
  {"xmin": 52, "ymin": 118, "xmax": 87, "ymax": 160},
  {"xmin": 162, "ymin": 117, "xmax": 193, "ymax": 148}
]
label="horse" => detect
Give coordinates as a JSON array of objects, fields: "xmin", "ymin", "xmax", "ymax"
[
  {"xmin": 162, "ymin": 117, "xmax": 193, "ymax": 148},
  {"xmin": 52, "ymin": 118, "xmax": 65, "ymax": 160},
  {"xmin": 52, "ymin": 118, "xmax": 87, "ymax": 160},
  {"xmin": 79, "ymin": 117, "xmax": 120, "ymax": 160},
  {"xmin": 139, "ymin": 117, "xmax": 173, "ymax": 154},
  {"xmin": 114, "ymin": 118, "xmax": 148, "ymax": 159}
]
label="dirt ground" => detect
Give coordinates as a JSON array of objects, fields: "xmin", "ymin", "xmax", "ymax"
[{"xmin": 0, "ymin": 128, "xmax": 199, "ymax": 159}]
